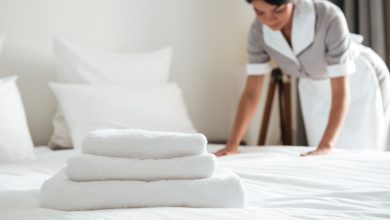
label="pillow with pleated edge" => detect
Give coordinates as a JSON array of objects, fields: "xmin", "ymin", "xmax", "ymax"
[
  {"xmin": 0, "ymin": 76, "xmax": 34, "ymax": 162},
  {"xmin": 49, "ymin": 82, "xmax": 196, "ymax": 149},
  {"xmin": 48, "ymin": 35, "xmax": 173, "ymax": 149}
]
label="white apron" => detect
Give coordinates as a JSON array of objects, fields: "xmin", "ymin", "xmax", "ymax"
[{"xmin": 299, "ymin": 49, "xmax": 387, "ymax": 150}]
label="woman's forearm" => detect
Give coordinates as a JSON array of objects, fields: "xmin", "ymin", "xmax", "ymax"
[
  {"xmin": 227, "ymin": 76, "xmax": 265, "ymax": 147},
  {"xmin": 318, "ymin": 76, "xmax": 350, "ymax": 148},
  {"xmin": 227, "ymin": 94, "xmax": 261, "ymax": 146}
]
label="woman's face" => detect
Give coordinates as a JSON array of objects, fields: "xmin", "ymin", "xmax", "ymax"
[{"xmin": 252, "ymin": 0, "xmax": 294, "ymax": 31}]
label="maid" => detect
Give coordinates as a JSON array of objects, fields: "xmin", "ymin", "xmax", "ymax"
[{"xmin": 215, "ymin": 0, "xmax": 390, "ymax": 156}]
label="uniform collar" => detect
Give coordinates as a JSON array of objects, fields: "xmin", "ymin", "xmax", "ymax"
[{"xmin": 263, "ymin": 0, "xmax": 316, "ymax": 65}]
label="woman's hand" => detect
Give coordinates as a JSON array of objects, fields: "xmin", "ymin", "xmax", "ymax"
[
  {"xmin": 214, "ymin": 146, "xmax": 239, "ymax": 157},
  {"xmin": 301, "ymin": 144, "xmax": 332, "ymax": 157}
]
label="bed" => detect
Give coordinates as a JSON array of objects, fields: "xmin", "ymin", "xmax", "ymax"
[{"xmin": 1, "ymin": 144, "xmax": 390, "ymax": 220}]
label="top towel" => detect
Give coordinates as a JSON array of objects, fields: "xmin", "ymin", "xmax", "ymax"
[{"xmin": 82, "ymin": 129, "xmax": 208, "ymax": 159}]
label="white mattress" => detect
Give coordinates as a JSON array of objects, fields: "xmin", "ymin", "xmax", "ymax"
[{"xmin": 1, "ymin": 144, "xmax": 390, "ymax": 220}]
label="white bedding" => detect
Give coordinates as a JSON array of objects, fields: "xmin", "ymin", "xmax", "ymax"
[{"xmin": 1, "ymin": 145, "xmax": 390, "ymax": 220}]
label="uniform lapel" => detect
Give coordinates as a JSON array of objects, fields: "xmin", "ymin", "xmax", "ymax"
[
  {"xmin": 292, "ymin": 0, "xmax": 315, "ymax": 55},
  {"xmin": 263, "ymin": 0, "xmax": 316, "ymax": 66},
  {"xmin": 263, "ymin": 25, "xmax": 299, "ymax": 65}
]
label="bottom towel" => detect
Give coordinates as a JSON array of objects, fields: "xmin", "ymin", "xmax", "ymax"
[{"xmin": 40, "ymin": 169, "xmax": 245, "ymax": 210}]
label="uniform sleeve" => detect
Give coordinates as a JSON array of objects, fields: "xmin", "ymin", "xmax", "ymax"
[
  {"xmin": 247, "ymin": 20, "xmax": 272, "ymax": 75},
  {"xmin": 325, "ymin": 10, "xmax": 357, "ymax": 78}
]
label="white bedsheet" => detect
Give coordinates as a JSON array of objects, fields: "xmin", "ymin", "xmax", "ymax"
[{"xmin": 1, "ymin": 145, "xmax": 390, "ymax": 220}]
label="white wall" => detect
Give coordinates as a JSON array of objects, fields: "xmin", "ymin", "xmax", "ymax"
[{"xmin": 0, "ymin": 0, "xmax": 279, "ymax": 146}]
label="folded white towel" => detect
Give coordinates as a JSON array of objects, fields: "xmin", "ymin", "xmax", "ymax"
[
  {"xmin": 65, "ymin": 153, "xmax": 217, "ymax": 181},
  {"xmin": 82, "ymin": 129, "xmax": 207, "ymax": 159},
  {"xmin": 40, "ymin": 169, "xmax": 245, "ymax": 210}
]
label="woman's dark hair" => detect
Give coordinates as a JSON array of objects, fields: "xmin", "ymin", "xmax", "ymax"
[{"xmin": 246, "ymin": 0, "xmax": 294, "ymax": 5}]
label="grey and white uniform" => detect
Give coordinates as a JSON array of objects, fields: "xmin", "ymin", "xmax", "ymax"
[{"xmin": 247, "ymin": 0, "xmax": 390, "ymax": 149}]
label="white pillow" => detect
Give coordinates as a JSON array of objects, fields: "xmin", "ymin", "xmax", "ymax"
[
  {"xmin": 0, "ymin": 76, "xmax": 34, "ymax": 162},
  {"xmin": 49, "ymin": 83, "xmax": 196, "ymax": 149},
  {"xmin": 53, "ymin": 35, "xmax": 173, "ymax": 85},
  {"xmin": 49, "ymin": 35, "xmax": 173, "ymax": 149}
]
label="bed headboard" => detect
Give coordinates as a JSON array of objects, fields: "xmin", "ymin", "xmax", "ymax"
[{"xmin": 0, "ymin": 0, "xmax": 271, "ymax": 146}]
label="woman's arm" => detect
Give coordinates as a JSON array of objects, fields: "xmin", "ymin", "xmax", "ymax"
[
  {"xmin": 301, "ymin": 76, "xmax": 350, "ymax": 156},
  {"xmin": 214, "ymin": 75, "xmax": 265, "ymax": 156}
]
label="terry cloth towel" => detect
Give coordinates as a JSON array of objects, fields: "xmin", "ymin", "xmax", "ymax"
[
  {"xmin": 40, "ymin": 169, "xmax": 246, "ymax": 210},
  {"xmin": 65, "ymin": 153, "xmax": 217, "ymax": 181},
  {"xmin": 82, "ymin": 129, "xmax": 207, "ymax": 159}
]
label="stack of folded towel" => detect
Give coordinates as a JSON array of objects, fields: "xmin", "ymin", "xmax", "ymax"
[{"xmin": 40, "ymin": 129, "xmax": 245, "ymax": 211}]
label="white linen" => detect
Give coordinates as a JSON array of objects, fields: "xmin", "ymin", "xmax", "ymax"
[
  {"xmin": 65, "ymin": 153, "xmax": 216, "ymax": 181},
  {"xmin": 41, "ymin": 168, "xmax": 244, "ymax": 210},
  {"xmin": 82, "ymin": 129, "xmax": 206, "ymax": 159},
  {"xmin": 1, "ymin": 145, "xmax": 390, "ymax": 219},
  {"xmin": 49, "ymin": 83, "xmax": 197, "ymax": 149},
  {"xmin": 0, "ymin": 76, "xmax": 34, "ymax": 162}
]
